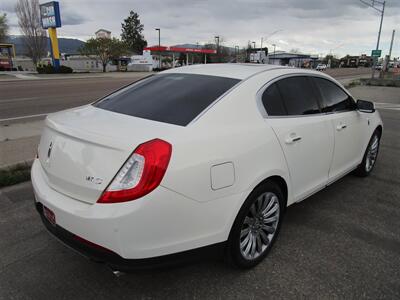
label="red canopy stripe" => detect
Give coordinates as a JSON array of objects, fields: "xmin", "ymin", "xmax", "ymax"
[{"xmin": 144, "ymin": 46, "xmax": 216, "ymax": 54}]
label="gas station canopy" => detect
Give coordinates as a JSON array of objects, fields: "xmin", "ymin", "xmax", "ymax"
[{"xmin": 144, "ymin": 46, "xmax": 216, "ymax": 54}]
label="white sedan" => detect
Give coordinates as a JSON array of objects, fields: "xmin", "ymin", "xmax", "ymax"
[
  {"xmin": 316, "ymin": 64, "xmax": 327, "ymax": 71},
  {"xmin": 32, "ymin": 64, "xmax": 382, "ymax": 270}
]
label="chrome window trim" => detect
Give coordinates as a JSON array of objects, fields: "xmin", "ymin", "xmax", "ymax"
[
  {"xmin": 188, "ymin": 67, "xmax": 287, "ymax": 126},
  {"xmin": 256, "ymin": 72, "xmax": 356, "ymax": 119}
]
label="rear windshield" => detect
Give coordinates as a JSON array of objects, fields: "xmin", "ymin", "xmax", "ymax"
[{"xmin": 93, "ymin": 73, "xmax": 240, "ymax": 126}]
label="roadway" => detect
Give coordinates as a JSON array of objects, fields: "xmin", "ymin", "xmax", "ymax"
[
  {"xmin": 0, "ymin": 68, "xmax": 371, "ymax": 122},
  {"xmin": 0, "ymin": 74, "xmax": 148, "ymax": 121}
]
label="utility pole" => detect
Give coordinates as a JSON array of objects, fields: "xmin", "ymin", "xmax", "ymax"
[
  {"xmin": 252, "ymin": 42, "xmax": 256, "ymax": 63},
  {"xmin": 359, "ymin": 0, "xmax": 386, "ymax": 78},
  {"xmin": 235, "ymin": 45, "xmax": 239, "ymax": 63},
  {"xmin": 155, "ymin": 28, "xmax": 161, "ymax": 69},
  {"xmin": 384, "ymin": 29, "xmax": 396, "ymax": 71},
  {"xmin": 215, "ymin": 36, "xmax": 220, "ymax": 63},
  {"xmin": 272, "ymin": 44, "xmax": 276, "ymax": 64},
  {"xmin": 388, "ymin": 29, "xmax": 396, "ymax": 59}
]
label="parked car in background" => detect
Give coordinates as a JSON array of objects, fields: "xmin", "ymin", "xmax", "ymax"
[
  {"xmin": 0, "ymin": 56, "xmax": 13, "ymax": 71},
  {"xmin": 316, "ymin": 64, "xmax": 327, "ymax": 71},
  {"xmin": 32, "ymin": 64, "xmax": 383, "ymax": 271}
]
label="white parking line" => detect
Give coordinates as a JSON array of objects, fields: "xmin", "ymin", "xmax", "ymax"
[
  {"xmin": 0, "ymin": 113, "xmax": 48, "ymax": 122},
  {"xmin": 0, "ymin": 97, "xmax": 39, "ymax": 104}
]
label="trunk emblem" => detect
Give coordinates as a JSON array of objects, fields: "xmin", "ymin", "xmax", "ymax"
[{"xmin": 86, "ymin": 176, "xmax": 103, "ymax": 185}]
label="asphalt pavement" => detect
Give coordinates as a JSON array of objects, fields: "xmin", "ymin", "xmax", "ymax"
[
  {"xmin": 0, "ymin": 73, "xmax": 149, "ymax": 121},
  {"xmin": 0, "ymin": 85, "xmax": 399, "ymax": 299}
]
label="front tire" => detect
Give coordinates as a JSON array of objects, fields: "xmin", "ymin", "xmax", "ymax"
[
  {"xmin": 355, "ymin": 130, "xmax": 381, "ymax": 177},
  {"xmin": 226, "ymin": 181, "xmax": 285, "ymax": 269}
]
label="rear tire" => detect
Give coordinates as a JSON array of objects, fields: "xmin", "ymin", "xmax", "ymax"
[
  {"xmin": 354, "ymin": 130, "xmax": 381, "ymax": 177},
  {"xmin": 226, "ymin": 180, "xmax": 285, "ymax": 269}
]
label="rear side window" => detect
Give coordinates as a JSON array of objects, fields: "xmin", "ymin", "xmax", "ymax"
[
  {"xmin": 261, "ymin": 83, "xmax": 286, "ymax": 116},
  {"xmin": 94, "ymin": 74, "xmax": 240, "ymax": 126},
  {"xmin": 276, "ymin": 77, "xmax": 320, "ymax": 115},
  {"xmin": 313, "ymin": 77, "xmax": 355, "ymax": 112}
]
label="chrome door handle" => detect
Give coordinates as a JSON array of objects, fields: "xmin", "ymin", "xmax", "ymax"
[
  {"xmin": 285, "ymin": 135, "xmax": 302, "ymax": 144},
  {"xmin": 336, "ymin": 124, "xmax": 347, "ymax": 131}
]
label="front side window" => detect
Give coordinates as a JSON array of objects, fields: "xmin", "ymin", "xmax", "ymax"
[
  {"xmin": 313, "ymin": 77, "xmax": 355, "ymax": 112},
  {"xmin": 276, "ymin": 76, "xmax": 321, "ymax": 115},
  {"xmin": 94, "ymin": 74, "xmax": 240, "ymax": 126}
]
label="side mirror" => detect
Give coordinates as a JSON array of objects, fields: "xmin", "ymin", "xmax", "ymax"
[{"xmin": 357, "ymin": 100, "xmax": 375, "ymax": 113}]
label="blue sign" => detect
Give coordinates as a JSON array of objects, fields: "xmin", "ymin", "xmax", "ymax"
[{"xmin": 40, "ymin": 1, "xmax": 61, "ymax": 29}]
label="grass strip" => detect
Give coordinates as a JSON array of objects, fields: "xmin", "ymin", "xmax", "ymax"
[{"xmin": 0, "ymin": 163, "xmax": 31, "ymax": 188}]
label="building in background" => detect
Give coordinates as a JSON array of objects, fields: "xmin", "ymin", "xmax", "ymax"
[
  {"xmin": 143, "ymin": 45, "xmax": 217, "ymax": 68},
  {"xmin": 268, "ymin": 51, "xmax": 319, "ymax": 68},
  {"xmin": 61, "ymin": 55, "xmax": 117, "ymax": 72},
  {"xmin": 95, "ymin": 29, "xmax": 111, "ymax": 39},
  {"xmin": 249, "ymin": 51, "xmax": 268, "ymax": 63},
  {"xmin": 339, "ymin": 54, "xmax": 373, "ymax": 68}
]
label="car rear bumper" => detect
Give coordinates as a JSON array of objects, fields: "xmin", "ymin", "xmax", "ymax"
[
  {"xmin": 35, "ymin": 201, "xmax": 224, "ymax": 270},
  {"xmin": 31, "ymin": 159, "xmax": 244, "ymax": 263}
]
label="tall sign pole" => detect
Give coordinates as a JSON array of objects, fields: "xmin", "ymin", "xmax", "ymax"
[
  {"xmin": 155, "ymin": 28, "xmax": 161, "ymax": 69},
  {"xmin": 215, "ymin": 36, "xmax": 220, "ymax": 63},
  {"xmin": 40, "ymin": 1, "xmax": 62, "ymax": 72},
  {"xmin": 48, "ymin": 27, "xmax": 60, "ymax": 69},
  {"xmin": 359, "ymin": 0, "xmax": 385, "ymax": 78},
  {"xmin": 383, "ymin": 29, "xmax": 396, "ymax": 71},
  {"xmin": 376, "ymin": 1, "xmax": 385, "ymax": 53},
  {"xmin": 388, "ymin": 29, "xmax": 395, "ymax": 59}
]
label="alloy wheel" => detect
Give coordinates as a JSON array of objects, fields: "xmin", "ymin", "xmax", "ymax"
[
  {"xmin": 239, "ymin": 192, "xmax": 280, "ymax": 260},
  {"xmin": 366, "ymin": 135, "xmax": 379, "ymax": 172}
]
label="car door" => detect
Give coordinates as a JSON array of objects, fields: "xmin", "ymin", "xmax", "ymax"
[
  {"xmin": 261, "ymin": 76, "xmax": 334, "ymax": 202},
  {"xmin": 312, "ymin": 77, "xmax": 365, "ymax": 183}
]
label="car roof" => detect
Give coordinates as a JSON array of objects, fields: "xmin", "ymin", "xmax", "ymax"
[{"xmin": 161, "ymin": 63, "xmax": 290, "ymax": 80}]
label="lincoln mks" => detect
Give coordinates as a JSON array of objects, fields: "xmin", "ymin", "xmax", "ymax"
[{"xmin": 32, "ymin": 64, "xmax": 382, "ymax": 269}]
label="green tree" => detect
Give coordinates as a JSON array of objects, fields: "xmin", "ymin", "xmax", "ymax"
[
  {"xmin": 0, "ymin": 13, "xmax": 9, "ymax": 43},
  {"xmin": 79, "ymin": 37, "xmax": 127, "ymax": 72},
  {"xmin": 121, "ymin": 11, "xmax": 147, "ymax": 54}
]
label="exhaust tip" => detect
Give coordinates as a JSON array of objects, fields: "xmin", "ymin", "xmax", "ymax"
[{"xmin": 112, "ymin": 270, "xmax": 125, "ymax": 277}]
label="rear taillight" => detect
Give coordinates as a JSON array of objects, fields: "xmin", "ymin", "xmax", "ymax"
[{"xmin": 97, "ymin": 139, "xmax": 172, "ymax": 204}]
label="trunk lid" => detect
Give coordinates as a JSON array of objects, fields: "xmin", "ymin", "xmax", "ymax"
[{"xmin": 38, "ymin": 105, "xmax": 178, "ymax": 204}]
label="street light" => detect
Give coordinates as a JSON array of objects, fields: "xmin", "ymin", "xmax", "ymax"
[
  {"xmin": 235, "ymin": 45, "xmax": 239, "ymax": 63},
  {"xmin": 214, "ymin": 36, "xmax": 220, "ymax": 62},
  {"xmin": 359, "ymin": 0, "xmax": 386, "ymax": 78},
  {"xmin": 272, "ymin": 44, "xmax": 276, "ymax": 64},
  {"xmin": 155, "ymin": 28, "xmax": 161, "ymax": 69}
]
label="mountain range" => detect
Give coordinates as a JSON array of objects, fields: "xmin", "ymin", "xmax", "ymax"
[{"xmin": 6, "ymin": 35, "xmax": 85, "ymax": 56}]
